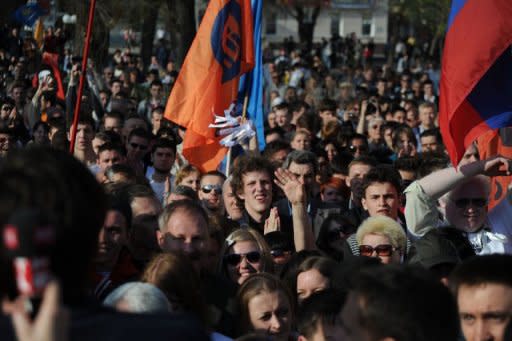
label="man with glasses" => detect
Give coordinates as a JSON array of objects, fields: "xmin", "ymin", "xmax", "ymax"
[
  {"xmin": 157, "ymin": 199, "xmax": 237, "ymax": 336},
  {"xmin": 347, "ymin": 134, "xmax": 369, "ymax": 158},
  {"xmin": 198, "ymin": 170, "xmax": 226, "ymax": 217},
  {"xmin": 125, "ymin": 127, "xmax": 151, "ymax": 176},
  {"xmin": 405, "ymin": 151, "xmax": 512, "ymax": 254}
]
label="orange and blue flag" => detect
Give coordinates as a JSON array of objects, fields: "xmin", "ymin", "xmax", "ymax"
[
  {"xmin": 237, "ymin": 0, "xmax": 264, "ymax": 150},
  {"xmin": 164, "ymin": 0, "xmax": 254, "ymax": 172},
  {"xmin": 439, "ymin": 0, "xmax": 512, "ymax": 166}
]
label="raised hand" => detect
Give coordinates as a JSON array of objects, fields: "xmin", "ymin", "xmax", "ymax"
[
  {"xmin": 264, "ymin": 207, "xmax": 281, "ymax": 235},
  {"xmin": 482, "ymin": 155, "xmax": 512, "ymax": 177},
  {"xmin": 274, "ymin": 168, "xmax": 306, "ymax": 205}
]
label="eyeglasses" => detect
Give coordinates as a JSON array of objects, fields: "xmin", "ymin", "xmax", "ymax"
[
  {"xmin": 270, "ymin": 249, "xmax": 292, "ymax": 258},
  {"xmin": 201, "ymin": 184, "xmax": 222, "ymax": 194},
  {"xmin": 359, "ymin": 244, "xmax": 397, "ymax": 257},
  {"xmin": 453, "ymin": 198, "xmax": 487, "ymax": 208},
  {"xmin": 1, "ymin": 106, "xmax": 13, "ymax": 111},
  {"xmin": 129, "ymin": 142, "xmax": 148, "ymax": 150},
  {"xmin": 224, "ymin": 251, "xmax": 261, "ymax": 266}
]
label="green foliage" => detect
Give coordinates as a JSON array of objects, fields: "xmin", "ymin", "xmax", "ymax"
[{"xmin": 390, "ymin": 0, "xmax": 451, "ymax": 36}]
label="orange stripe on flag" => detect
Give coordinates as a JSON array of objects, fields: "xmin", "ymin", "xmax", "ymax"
[{"xmin": 164, "ymin": 0, "xmax": 254, "ymax": 172}]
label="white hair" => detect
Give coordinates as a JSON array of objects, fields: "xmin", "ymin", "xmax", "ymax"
[{"xmin": 103, "ymin": 282, "xmax": 171, "ymax": 314}]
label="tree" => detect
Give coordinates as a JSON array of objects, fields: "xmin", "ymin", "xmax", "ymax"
[
  {"xmin": 389, "ymin": 0, "xmax": 451, "ymax": 62},
  {"xmin": 166, "ymin": 0, "xmax": 196, "ymax": 67},
  {"xmin": 271, "ymin": 0, "xmax": 328, "ymax": 50}
]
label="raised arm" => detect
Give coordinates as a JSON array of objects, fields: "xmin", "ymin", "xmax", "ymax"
[{"xmin": 274, "ymin": 168, "xmax": 316, "ymax": 251}]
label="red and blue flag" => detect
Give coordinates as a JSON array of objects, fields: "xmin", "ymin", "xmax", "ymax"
[{"xmin": 439, "ymin": 0, "xmax": 512, "ymax": 165}]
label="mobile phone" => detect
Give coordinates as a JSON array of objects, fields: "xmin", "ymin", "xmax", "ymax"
[{"xmin": 2, "ymin": 209, "xmax": 55, "ymax": 316}]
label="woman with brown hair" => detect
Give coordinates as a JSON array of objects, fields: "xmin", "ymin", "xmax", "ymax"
[
  {"xmin": 217, "ymin": 228, "xmax": 273, "ymax": 286},
  {"xmin": 141, "ymin": 252, "xmax": 207, "ymax": 324},
  {"xmin": 174, "ymin": 164, "xmax": 201, "ymax": 193},
  {"xmin": 295, "ymin": 256, "xmax": 338, "ymax": 303},
  {"xmin": 237, "ymin": 273, "xmax": 295, "ymax": 341}
]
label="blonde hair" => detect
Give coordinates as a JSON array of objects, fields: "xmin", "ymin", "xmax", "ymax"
[
  {"xmin": 356, "ymin": 216, "xmax": 406, "ymax": 251},
  {"xmin": 174, "ymin": 164, "xmax": 201, "ymax": 187},
  {"xmin": 217, "ymin": 228, "xmax": 273, "ymax": 278}
]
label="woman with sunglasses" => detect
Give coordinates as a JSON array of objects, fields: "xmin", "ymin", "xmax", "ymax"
[
  {"xmin": 218, "ymin": 228, "xmax": 273, "ymax": 285},
  {"xmin": 237, "ymin": 273, "xmax": 295, "ymax": 341},
  {"xmin": 356, "ymin": 216, "xmax": 407, "ymax": 264}
]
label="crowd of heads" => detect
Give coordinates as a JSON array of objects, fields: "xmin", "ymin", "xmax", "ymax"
[{"xmin": 0, "ymin": 22, "xmax": 511, "ymax": 341}]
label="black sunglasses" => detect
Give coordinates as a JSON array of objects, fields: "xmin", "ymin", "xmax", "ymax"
[
  {"xmin": 224, "ymin": 251, "xmax": 261, "ymax": 266},
  {"xmin": 130, "ymin": 142, "xmax": 148, "ymax": 150},
  {"xmin": 270, "ymin": 249, "xmax": 292, "ymax": 258},
  {"xmin": 454, "ymin": 198, "xmax": 487, "ymax": 208},
  {"xmin": 349, "ymin": 145, "xmax": 368, "ymax": 153},
  {"xmin": 1, "ymin": 106, "xmax": 13, "ymax": 111},
  {"xmin": 359, "ymin": 244, "xmax": 396, "ymax": 257},
  {"xmin": 201, "ymin": 184, "xmax": 222, "ymax": 194}
]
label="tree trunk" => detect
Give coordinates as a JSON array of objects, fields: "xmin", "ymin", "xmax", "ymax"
[
  {"xmin": 140, "ymin": 3, "xmax": 160, "ymax": 72},
  {"xmin": 294, "ymin": 6, "xmax": 320, "ymax": 51},
  {"xmin": 167, "ymin": 0, "xmax": 196, "ymax": 67}
]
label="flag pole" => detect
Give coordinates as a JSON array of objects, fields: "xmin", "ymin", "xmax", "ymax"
[{"xmin": 69, "ymin": 0, "xmax": 97, "ymax": 154}]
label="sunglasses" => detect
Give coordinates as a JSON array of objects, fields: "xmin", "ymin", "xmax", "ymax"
[
  {"xmin": 224, "ymin": 251, "xmax": 261, "ymax": 266},
  {"xmin": 454, "ymin": 198, "xmax": 487, "ymax": 208},
  {"xmin": 130, "ymin": 142, "xmax": 148, "ymax": 150},
  {"xmin": 349, "ymin": 145, "xmax": 368, "ymax": 153},
  {"xmin": 359, "ymin": 244, "xmax": 396, "ymax": 257},
  {"xmin": 201, "ymin": 184, "xmax": 222, "ymax": 194},
  {"xmin": 270, "ymin": 249, "xmax": 292, "ymax": 258},
  {"xmin": 1, "ymin": 106, "xmax": 13, "ymax": 111}
]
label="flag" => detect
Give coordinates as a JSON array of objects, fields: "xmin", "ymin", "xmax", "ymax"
[
  {"xmin": 13, "ymin": 3, "xmax": 47, "ymax": 27},
  {"xmin": 237, "ymin": 0, "xmax": 264, "ymax": 151},
  {"xmin": 41, "ymin": 52, "xmax": 65, "ymax": 101},
  {"xmin": 164, "ymin": 0, "xmax": 254, "ymax": 172},
  {"xmin": 439, "ymin": 0, "xmax": 512, "ymax": 166},
  {"xmin": 34, "ymin": 19, "xmax": 44, "ymax": 48}
]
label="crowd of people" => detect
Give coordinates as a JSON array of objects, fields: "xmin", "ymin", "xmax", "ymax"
[{"xmin": 1, "ymin": 20, "xmax": 512, "ymax": 341}]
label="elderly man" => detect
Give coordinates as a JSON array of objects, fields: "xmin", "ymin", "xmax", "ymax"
[{"xmin": 405, "ymin": 146, "xmax": 512, "ymax": 254}]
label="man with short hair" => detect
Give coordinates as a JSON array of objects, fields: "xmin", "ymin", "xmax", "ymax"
[
  {"xmin": 157, "ymin": 199, "xmax": 237, "ymax": 336},
  {"xmin": 103, "ymin": 111, "xmax": 124, "ymax": 134},
  {"xmin": 317, "ymin": 98, "xmax": 338, "ymax": 128},
  {"xmin": 450, "ymin": 255, "xmax": 512, "ymax": 341},
  {"xmin": 94, "ymin": 142, "xmax": 126, "ymax": 180},
  {"xmin": 198, "ymin": 170, "xmax": 226, "ymax": 217},
  {"xmin": 122, "ymin": 114, "xmax": 149, "ymax": 142},
  {"xmin": 69, "ymin": 116, "xmax": 96, "ymax": 165},
  {"xmin": 414, "ymin": 102, "xmax": 437, "ymax": 150},
  {"xmin": 341, "ymin": 265, "xmax": 459, "ymax": 341},
  {"xmin": 151, "ymin": 106, "xmax": 165, "ymax": 135},
  {"xmin": 146, "ymin": 138, "xmax": 176, "ymax": 203},
  {"xmin": 274, "ymin": 102, "xmax": 293, "ymax": 133},
  {"xmin": 262, "ymin": 139, "xmax": 292, "ymax": 166},
  {"xmin": 138, "ymin": 80, "xmax": 166, "ymax": 120},
  {"xmin": 125, "ymin": 127, "xmax": 151, "ymax": 176},
  {"xmin": 231, "ymin": 154, "xmax": 315, "ymax": 250},
  {"xmin": 345, "ymin": 156, "xmax": 377, "ymax": 209},
  {"xmin": 127, "ymin": 184, "xmax": 162, "ymax": 218},
  {"xmin": 420, "ymin": 128, "xmax": 444, "ymax": 153},
  {"xmin": 93, "ymin": 194, "xmax": 139, "ymax": 300}
]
